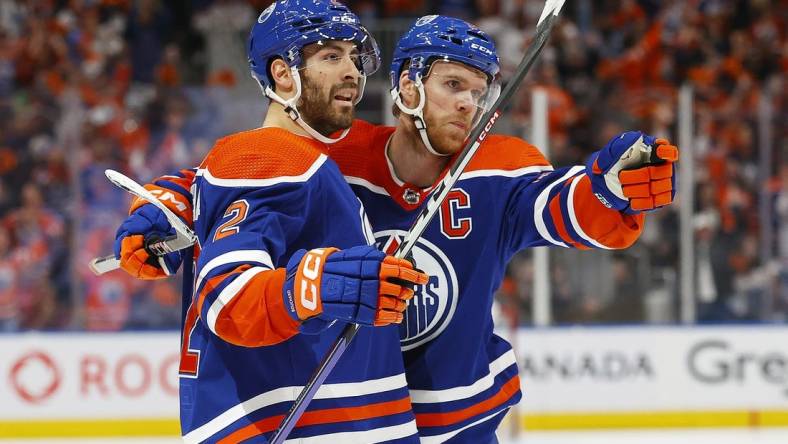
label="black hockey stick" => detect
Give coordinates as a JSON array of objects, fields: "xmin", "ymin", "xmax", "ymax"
[{"xmin": 269, "ymin": 1, "xmax": 566, "ymax": 442}]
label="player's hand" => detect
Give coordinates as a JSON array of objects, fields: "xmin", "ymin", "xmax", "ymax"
[
  {"xmin": 587, "ymin": 131, "xmax": 679, "ymax": 214},
  {"xmin": 114, "ymin": 204, "xmax": 183, "ymax": 280},
  {"xmin": 283, "ymin": 245, "xmax": 429, "ymax": 329}
]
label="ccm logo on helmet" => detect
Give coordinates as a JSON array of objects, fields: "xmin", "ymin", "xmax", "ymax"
[
  {"xmin": 470, "ymin": 42, "xmax": 493, "ymax": 56},
  {"xmin": 331, "ymin": 15, "xmax": 357, "ymax": 24}
]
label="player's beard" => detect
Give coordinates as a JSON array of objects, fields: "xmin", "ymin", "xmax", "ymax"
[
  {"xmin": 422, "ymin": 107, "xmax": 476, "ymax": 155},
  {"xmin": 297, "ymin": 73, "xmax": 356, "ymax": 137}
]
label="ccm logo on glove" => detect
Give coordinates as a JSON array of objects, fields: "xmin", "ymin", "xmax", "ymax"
[{"xmin": 296, "ymin": 248, "xmax": 334, "ymax": 317}]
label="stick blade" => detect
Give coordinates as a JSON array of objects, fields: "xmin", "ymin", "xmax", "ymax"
[
  {"xmin": 89, "ymin": 255, "xmax": 120, "ymax": 275},
  {"xmin": 105, "ymin": 169, "xmax": 137, "ymax": 195},
  {"xmin": 538, "ymin": 0, "xmax": 566, "ymax": 26}
]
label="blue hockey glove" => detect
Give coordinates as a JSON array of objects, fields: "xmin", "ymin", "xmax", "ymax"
[
  {"xmin": 586, "ymin": 131, "xmax": 679, "ymax": 214},
  {"xmin": 282, "ymin": 245, "xmax": 428, "ymax": 331},
  {"xmin": 114, "ymin": 204, "xmax": 183, "ymax": 279}
]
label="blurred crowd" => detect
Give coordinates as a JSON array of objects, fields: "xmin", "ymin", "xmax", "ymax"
[
  {"xmin": 0, "ymin": 0, "xmax": 784, "ymax": 332},
  {"xmin": 485, "ymin": 0, "xmax": 787, "ymax": 325}
]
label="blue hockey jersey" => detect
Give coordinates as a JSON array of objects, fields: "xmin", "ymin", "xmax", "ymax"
[
  {"xmin": 329, "ymin": 120, "xmax": 645, "ymax": 442},
  {"xmin": 177, "ymin": 127, "xmax": 419, "ymax": 443}
]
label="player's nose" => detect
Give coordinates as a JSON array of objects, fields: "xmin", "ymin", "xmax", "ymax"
[
  {"xmin": 339, "ymin": 55, "xmax": 361, "ymax": 82},
  {"xmin": 455, "ymin": 91, "xmax": 475, "ymax": 113}
]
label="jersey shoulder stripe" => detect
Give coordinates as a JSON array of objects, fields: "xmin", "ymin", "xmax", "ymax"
[
  {"xmin": 465, "ymin": 135, "xmax": 551, "ymax": 175},
  {"xmin": 201, "ymin": 127, "xmax": 327, "ymax": 182}
]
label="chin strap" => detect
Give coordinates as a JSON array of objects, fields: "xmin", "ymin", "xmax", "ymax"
[
  {"xmin": 390, "ymin": 75, "xmax": 450, "ymax": 157},
  {"xmin": 253, "ymin": 67, "xmax": 368, "ymax": 144}
]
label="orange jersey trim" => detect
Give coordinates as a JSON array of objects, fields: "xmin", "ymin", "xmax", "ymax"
[
  {"xmin": 197, "ymin": 266, "xmax": 299, "ymax": 347},
  {"xmin": 548, "ymin": 179, "xmax": 589, "ymax": 250},
  {"xmin": 330, "ymin": 120, "xmax": 553, "ymax": 211},
  {"xmin": 415, "ymin": 374, "xmax": 521, "ymax": 428},
  {"xmin": 201, "ymin": 127, "xmax": 327, "ymax": 181},
  {"xmin": 216, "ymin": 396, "xmax": 413, "ymax": 444},
  {"xmin": 464, "ymin": 135, "xmax": 551, "ymax": 173}
]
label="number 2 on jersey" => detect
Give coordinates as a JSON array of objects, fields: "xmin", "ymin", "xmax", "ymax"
[
  {"xmin": 214, "ymin": 199, "xmax": 249, "ymax": 241},
  {"xmin": 179, "ymin": 301, "xmax": 200, "ymax": 377}
]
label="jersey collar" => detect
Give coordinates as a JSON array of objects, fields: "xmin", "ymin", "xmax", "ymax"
[{"xmin": 380, "ymin": 133, "xmax": 453, "ymax": 211}]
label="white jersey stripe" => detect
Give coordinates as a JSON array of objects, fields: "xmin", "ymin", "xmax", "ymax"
[
  {"xmin": 459, "ymin": 165, "xmax": 553, "ymax": 180},
  {"xmin": 420, "ymin": 408, "xmax": 509, "ymax": 444},
  {"xmin": 195, "ymin": 250, "xmax": 274, "ymax": 295},
  {"xmin": 345, "ymin": 176, "xmax": 390, "ymax": 196},
  {"xmin": 284, "ymin": 420, "xmax": 418, "ymax": 444},
  {"xmin": 206, "ymin": 266, "xmax": 267, "ymax": 334},
  {"xmin": 409, "ymin": 349, "xmax": 517, "ymax": 404},
  {"xmin": 200, "ymin": 153, "xmax": 327, "ymax": 187},
  {"xmin": 533, "ymin": 166, "xmax": 585, "ymax": 247},
  {"xmin": 182, "ymin": 373, "xmax": 409, "ymax": 444},
  {"xmin": 567, "ymin": 175, "xmax": 612, "ymax": 250}
]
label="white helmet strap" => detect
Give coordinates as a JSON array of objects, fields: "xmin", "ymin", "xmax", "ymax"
[
  {"xmin": 390, "ymin": 74, "xmax": 450, "ymax": 157},
  {"xmin": 255, "ymin": 67, "xmax": 358, "ymax": 144}
]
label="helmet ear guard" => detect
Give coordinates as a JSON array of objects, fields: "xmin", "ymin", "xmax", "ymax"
[{"xmin": 390, "ymin": 65, "xmax": 443, "ymax": 156}]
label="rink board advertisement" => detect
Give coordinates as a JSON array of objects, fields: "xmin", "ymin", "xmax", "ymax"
[
  {"xmin": 0, "ymin": 332, "xmax": 180, "ymax": 437},
  {"xmin": 0, "ymin": 326, "xmax": 787, "ymax": 437},
  {"xmin": 508, "ymin": 325, "xmax": 788, "ymax": 429}
]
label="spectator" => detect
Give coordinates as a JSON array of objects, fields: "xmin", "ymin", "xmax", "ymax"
[{"xmin": 1, "ymin": 0, "xmax": 783, "ymax": 331}]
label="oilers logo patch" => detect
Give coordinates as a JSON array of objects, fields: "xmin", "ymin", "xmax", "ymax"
[{"xmin": 376, "ymin": 230, "xmax": 458, "ymax": 351}]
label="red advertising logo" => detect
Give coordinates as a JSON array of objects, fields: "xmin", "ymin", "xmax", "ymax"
[{"xmin": 9, "ymin": 351, "xmax": 62, "ymax": 403}]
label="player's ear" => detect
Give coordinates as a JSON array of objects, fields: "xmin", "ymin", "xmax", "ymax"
[
  {"xmin": 399, "ymin": 70, "xmax": 419, "ymax": 108},
  {"xmin": 270, "ymin": 58, "xmax": 295, "ymax": 97}
]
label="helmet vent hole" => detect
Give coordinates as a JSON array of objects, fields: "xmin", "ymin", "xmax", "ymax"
[
  {"xmin": 467, "ymin": 30, "xmax": 489, "ymax": 41},
  {"xmin": 292, "ymin": 17, "xmax": 325, "ymax": 30},
  {"xmin": 437, "ymin": 34, "xmax": 463, "ymax": 45}
]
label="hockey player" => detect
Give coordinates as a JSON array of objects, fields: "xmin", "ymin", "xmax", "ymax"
[
  {"xmin": 114, "ymin": 1, "xmax": 428, "ymax": 442},
  {"xmin": 116, "ymin": 15, "xmax": 678, "ymax": 444}
]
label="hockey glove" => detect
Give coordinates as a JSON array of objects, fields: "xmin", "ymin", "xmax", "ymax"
[
  {"xmin": 114, "ymin": 204, "xmax": 183, "ymax": 279},
  {"xmin": 587, "ymin": 131, "xmax": 679, "ymax": 214},
  {"xmin": 283, "ymin": 245, "xmax": 429, "ymax": 329}
]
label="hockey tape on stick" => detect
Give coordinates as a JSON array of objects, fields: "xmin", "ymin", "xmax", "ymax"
[
  {"xmin": 88, "ymin": 234, "xmax": 181, "ymax": 275},
  {"xmin": 87, "ymin": 170, "xmax": 197, "ymax": 275},
  {"xmin": 269, "ymin": 2, "xmax": 566, "ymax": 442}
]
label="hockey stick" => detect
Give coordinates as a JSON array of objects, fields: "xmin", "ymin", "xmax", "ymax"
[
  {"xmin": 269, "ymin": 1, "xmax": 566, "ymax": 442},
  {"xmin": 88, "ymin": 169, "xmax": 197, "ymax": 275}
]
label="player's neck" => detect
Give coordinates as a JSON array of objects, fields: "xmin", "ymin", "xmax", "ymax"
[
  {"xmin": 262, "ymin": 102, "xmax": 312, "ymax": 139},
  {"xmin": 388, "ymin": 121, "xmax": 450, "ymax": 188}
]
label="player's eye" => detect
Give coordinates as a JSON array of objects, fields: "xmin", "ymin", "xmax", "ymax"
[
  {"xmin": 446, "ymin": 79, "xmax": 461, "ymax": 89},
  {"xmin": 323, "ymin": 52, "xmax": 342, "ymax": 63}
]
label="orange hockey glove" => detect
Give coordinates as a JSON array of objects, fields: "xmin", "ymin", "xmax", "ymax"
[{"xmin": 588, "ymin": 132, "xmax": 679, "ymax": 214}]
